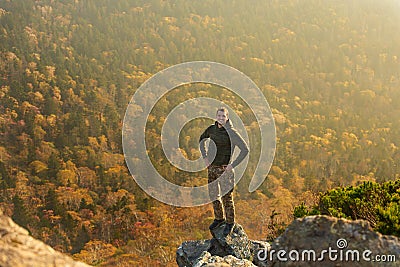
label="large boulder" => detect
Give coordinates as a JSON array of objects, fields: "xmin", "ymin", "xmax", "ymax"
[
  {"xmin": 0, "ymin": 209, "xmax": 90, "ymax": 267},
  {"xmin": 268, "ymin": 215, "xmax": 400, "ymax": 266}
]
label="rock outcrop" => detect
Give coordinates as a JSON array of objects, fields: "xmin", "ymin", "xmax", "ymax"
[
  {"xmin": 0, "ymin": 209, "xmax": 91, "ymax": 267},
  {"xmin": 269, "ymin": 215, "xmax": 400, "ymax": 267},
  {"xmin": 193, "ymin": 251, "xmax": 255, "ymax": 267},
  {"xmin": 177, "ymin": 216, "xmax": 400, "ymax": 267},
  {"xmin": 176, "ymin": 222, "xmax": 269, "ymax": 267}
]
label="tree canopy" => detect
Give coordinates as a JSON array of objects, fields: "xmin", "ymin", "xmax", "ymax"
[{"xmin": 1, "ymin": 0, "xmax": 400, "ymax": 265}]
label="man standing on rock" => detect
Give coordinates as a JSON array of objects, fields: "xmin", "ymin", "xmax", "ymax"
[{"xmin": 199, "ymin": 107, "xmax": 249, "ymax": 235}]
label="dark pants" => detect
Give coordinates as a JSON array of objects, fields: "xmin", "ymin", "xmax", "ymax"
[{"xmin": 208, "ymin": 165, "xmax": 235, "ymax": 223}]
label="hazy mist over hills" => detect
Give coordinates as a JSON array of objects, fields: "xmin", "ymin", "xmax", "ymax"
[{"xmin": 1, "ymin": 0, "xmax": 400, "ymax": 265}]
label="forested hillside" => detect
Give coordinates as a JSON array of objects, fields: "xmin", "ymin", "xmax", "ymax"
[{"xmin": 1, "ymin": 0, "xmax": 400, "ymax": 265}]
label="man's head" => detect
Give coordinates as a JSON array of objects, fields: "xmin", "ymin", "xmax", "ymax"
[{"xmin": 216, "ymin": 107, "xmax": 229, "ymax": 126}]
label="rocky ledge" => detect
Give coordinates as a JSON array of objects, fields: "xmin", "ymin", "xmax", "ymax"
[
  {"xmin": 0, "ymin": 209, "xmax": 90, "ymax": 267},
  {"xmin": 177, "ymin": 222, "xmax": 269, "ymax": 267},
  {"xmin": 177, "ymin": 215, "xmax": 400, "ymax": 267}
]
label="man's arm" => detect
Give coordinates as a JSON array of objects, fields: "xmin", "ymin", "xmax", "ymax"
[
  {"xmin": 230, "ymin": 130, "xmax": 249, "ymax": 168},
  {"xmin": 199, "ymin": 127, "xmax": 210, "ymax": 159}
]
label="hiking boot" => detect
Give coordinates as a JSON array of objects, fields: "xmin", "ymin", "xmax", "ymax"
[
  {"xmin": 209, "ymin": 219, "xmax": 225, "ymax": 230},
  {"xmin": 223, "ymin": 222, "xmax": 234, "ymax": 235}
]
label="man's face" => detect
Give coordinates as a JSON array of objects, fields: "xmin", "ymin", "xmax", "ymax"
[{"xmin": 216, "ymin": 110, "xmax": 228, "ymax": 126}]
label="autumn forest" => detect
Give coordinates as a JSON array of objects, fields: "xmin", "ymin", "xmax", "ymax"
[{"xmin": 1, "ymin": 0, "xmax": 400, "ymax": 266}]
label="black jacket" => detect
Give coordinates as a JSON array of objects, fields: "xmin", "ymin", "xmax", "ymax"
[{"xmin": 199, "ymin": 119, "xmax": 249, "ymax": 167}]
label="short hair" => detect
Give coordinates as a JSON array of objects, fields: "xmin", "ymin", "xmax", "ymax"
[{"xmin": 216, "ymin": 107, "xmax": 229, "ymax": 116}]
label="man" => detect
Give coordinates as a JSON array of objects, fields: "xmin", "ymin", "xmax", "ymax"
[{"xmin": 199, "ymin": 107, "xmax": 249, "ymax": 235}]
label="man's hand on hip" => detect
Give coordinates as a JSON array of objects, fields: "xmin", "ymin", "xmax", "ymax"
[
  {"xmin": 204, "ymin": 158, "xmax": 210, "ymax": 167},
  {"xmin": 225, "ymin": 164, "xmax": 233, "ymax": 172}
]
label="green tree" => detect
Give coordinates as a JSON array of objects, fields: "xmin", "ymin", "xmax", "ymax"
[
  {"xmin": 71, "ymin": 225, "xmax": 90, "ymax": 254},
  {"xmin": 12, "ymin": 195, "xmax": 31, "ymax": 229},
  {"xmin": 0, "ymin": 161, "xmax": 15, "ymax": 189}
]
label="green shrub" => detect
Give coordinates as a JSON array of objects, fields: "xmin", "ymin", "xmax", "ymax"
[{"xmin": 294, "ymin": 179, "xmax": 400, "ymax": 237}]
